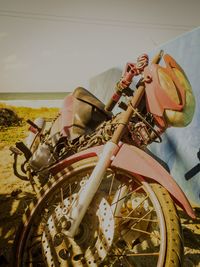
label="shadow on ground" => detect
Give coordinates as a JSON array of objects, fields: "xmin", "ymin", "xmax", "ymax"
[
  {"xmin": 0, "ymin": 191, "xmax": 35, "ymax": 266},
  {"xmin": 179, "ymin": 208, "xmax": 200, "ymax": 267}
]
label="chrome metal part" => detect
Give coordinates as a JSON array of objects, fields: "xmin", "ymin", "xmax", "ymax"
[{"xmin": 42, "ymin": 195, "xmax": 114, "ymax": 266}]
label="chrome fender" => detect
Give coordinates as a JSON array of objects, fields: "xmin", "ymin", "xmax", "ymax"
[{"xmin": 50, "ymin": 143, "xmax": 195, "ymax": 219}]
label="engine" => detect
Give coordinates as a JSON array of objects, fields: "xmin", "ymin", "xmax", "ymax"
[{"xmin": 29, "ymin": 141, "xmax": 56, "ymax": 177}]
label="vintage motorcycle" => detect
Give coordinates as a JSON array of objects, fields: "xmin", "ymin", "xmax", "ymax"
[{"xmin": 10, "ymin": 50, "xmax": 196, "ymax": 267}]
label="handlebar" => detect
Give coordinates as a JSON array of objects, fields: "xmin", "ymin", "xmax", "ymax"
[
  {"xmin": 105, "ymin": 50, "xmax": 164, "ymax": 112},
  {"xmin": 110, "ymin": 50, "xmax": 164, "ymax": 144}
]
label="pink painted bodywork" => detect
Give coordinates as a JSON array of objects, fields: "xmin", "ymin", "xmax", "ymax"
[
  {"xmin": 50, "ymin": 143, "xmax": 195, "ymax": 219},
  {"xmin": 144, "ymin": 54, "xmax": 186, "ymax": 128},
  {"xmin": 50, "ymin": 146, "xmax": 103, "ymax": 176},
  {"xmin": 60, "ymin": 94, "xmax": 74, "ymax": 136}
]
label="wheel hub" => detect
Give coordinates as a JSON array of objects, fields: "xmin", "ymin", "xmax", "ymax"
[{"xmin": 42, "ymin": 195, "xmax": 115, "ymax": 266}]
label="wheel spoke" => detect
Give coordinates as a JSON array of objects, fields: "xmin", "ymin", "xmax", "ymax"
[
  {"xmin": 109, "ymin": 252, "xmax": 160, "ymax": 257},
  {"xmin": 119, "ymin": 216, "xmax": 160, "ymax": 240},
  {"xmin": 60, "ymin": 187, "xmax": 64, "ymax": 209},
  {"xmin": 129, "ymin": 208, "xmax": 154, "ymax": 229},
  {"xmin": 111, "ymin": 185, "xmax": 143, "ymax": 208},
  {"xmin": 115, "ymin": 216, "xmax": 158, "ymax": 223},
  {"xmin": 108, "ymin": 172, "xmax": 115, "ymax": 196},
  {"xmin": 116, "ymin": 194, "xmax": 151, "ymax": 227}
]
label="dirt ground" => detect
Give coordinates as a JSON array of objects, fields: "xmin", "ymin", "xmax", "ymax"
[{"xmin": 0, "ymin": 145, "xmax": 199, "ymax": 266}]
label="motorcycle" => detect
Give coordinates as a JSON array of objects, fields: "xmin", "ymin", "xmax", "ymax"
[{"xmin": 10, "ymin": 50, "xmax": 196, "ymax": 267}]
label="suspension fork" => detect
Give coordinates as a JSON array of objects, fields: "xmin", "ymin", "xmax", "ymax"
[
  {"xmin": 65, "ymin": 51, "xmax": 163, "ymax": 238},
  {"xmin": 65, "ymin": 141, "xmax": 120, "ymax": 237}
]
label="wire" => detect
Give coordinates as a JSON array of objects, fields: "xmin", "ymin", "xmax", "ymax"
[{"xmin": 0, "ymin": 9, "xmax": 196, "ymax": 31}]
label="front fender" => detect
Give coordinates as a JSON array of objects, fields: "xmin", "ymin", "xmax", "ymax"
[
  {"xmin": 50, "ymin": 145, "xmax": 103, "ymax": 176},
  {"xmin": 111, "ymin": 143, "xmax": 195, "ymax": 219},
  {"xmin": 50, "ymin": 143, "xmax": 195, "ymax": 219}
]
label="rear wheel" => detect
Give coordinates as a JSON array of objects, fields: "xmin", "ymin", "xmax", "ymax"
[{"xmin": 14, "ymin": 156, "xmax": 183, "ymax": 266}]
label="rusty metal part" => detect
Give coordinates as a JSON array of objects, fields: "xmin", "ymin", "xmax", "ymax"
[
  {"xmin": 119, "ymin": 53, "xmax": 149, "ymax": 90},
  {"xmin": 54, "ymin": 108, "xmax": 160, "ymax": 157},
  {"xmin": 105, "ymin": 50, "xmax": 163, "ymax": 112}
]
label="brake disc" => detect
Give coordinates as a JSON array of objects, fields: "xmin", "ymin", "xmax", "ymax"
[{"xmin": 42, "ymin": 195, "xmax": 115, "ymax": 266}]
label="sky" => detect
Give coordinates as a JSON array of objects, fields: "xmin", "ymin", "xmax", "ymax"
[{"xmin": 0, "ymin": 0, "xmax": 199, "ymax": 92}]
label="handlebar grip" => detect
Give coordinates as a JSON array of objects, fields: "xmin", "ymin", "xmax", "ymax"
[
  {"xmin": 16, "ymin": 141, "xmax": 32, "ymax": 160},
  {"xmin": 27, "ymin": 119, "xmax": 42, "ymax": 132}
]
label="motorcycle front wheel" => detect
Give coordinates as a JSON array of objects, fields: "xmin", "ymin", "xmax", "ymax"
[{"xmin": 14, "ymin": 156, "xmax": 183, "ymax": 267}]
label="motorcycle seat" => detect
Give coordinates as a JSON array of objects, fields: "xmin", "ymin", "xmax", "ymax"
[{"xmin": 73, "ymin": 87, "xmax": 111, "ymax": 117}]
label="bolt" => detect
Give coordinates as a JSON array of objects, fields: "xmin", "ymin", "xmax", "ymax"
[{"xmin": 60, "ymin": 218, "xmax": 71, "ymax": 230}]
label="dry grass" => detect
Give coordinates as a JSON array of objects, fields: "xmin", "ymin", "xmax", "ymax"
[{"xmin": 0, "ymin": 103, "xmax": 59, "ymax": 149}]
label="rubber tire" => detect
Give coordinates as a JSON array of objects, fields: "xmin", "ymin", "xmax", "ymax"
[
  {"xmin": 13, "ymin": 156, "xmax": 184, "ymax": 267},
  {"xmin": 151, "ymin": 183, "xmax": 184, "ymax": 266}
]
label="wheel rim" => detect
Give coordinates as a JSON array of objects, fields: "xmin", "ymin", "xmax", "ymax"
[{"xmin": 17, "ymin": 163, "xmax": 167, "ymax": 267}]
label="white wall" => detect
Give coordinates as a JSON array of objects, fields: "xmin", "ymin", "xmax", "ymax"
[{"xmin": 0, "ymin": 0, "xmax": 199, "ymax": 92}]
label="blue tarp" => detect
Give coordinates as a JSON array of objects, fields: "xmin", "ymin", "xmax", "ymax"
[{"xmin": 148, "ymin": 27, "xmax": 200, "ymax": 206}]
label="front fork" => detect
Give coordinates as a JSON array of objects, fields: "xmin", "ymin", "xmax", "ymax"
[
  {"xmin": 64, "ymin": 51, "xmax": 164, "ymax": 238},
  {"xmin": 65, "ymin": 141, "xmax": 120, "ymax": 237}
]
